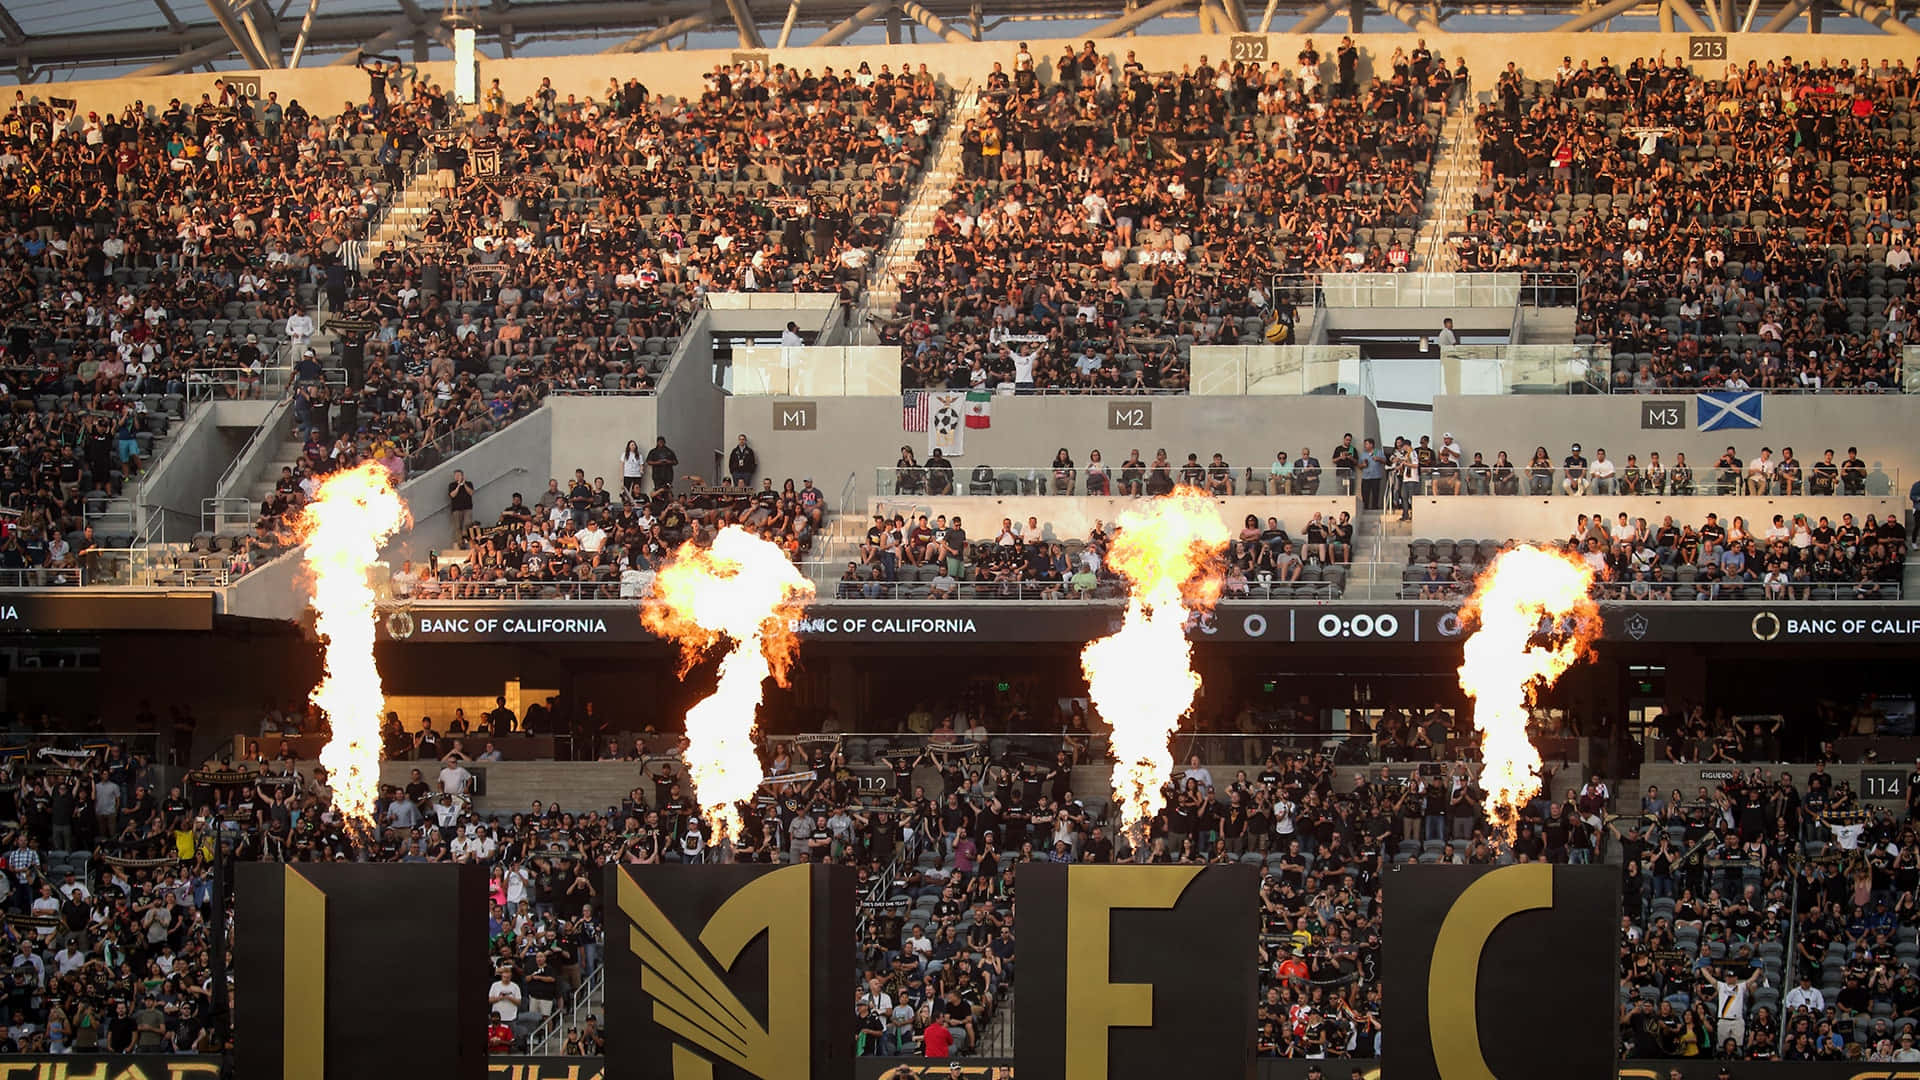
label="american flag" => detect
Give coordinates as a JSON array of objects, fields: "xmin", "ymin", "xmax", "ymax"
[{"xmin": 902, "ymin": 391, "xmax": 928, "ymax": 432}]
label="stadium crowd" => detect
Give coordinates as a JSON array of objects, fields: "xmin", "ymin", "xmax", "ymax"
[
  {"xmin": 1474, "ymin": 54, "xmax": 1914, "ymax": 391},
  {"xmin": 1, "ymin": 679, "xmax": 1917, "ymax": 1065},
  {"xmin": 0, "ymin": 80, "xmax": 424, "ymax": 570},
  {"xmin": 885, "ymin": 40, "xmax": 1459, "ymax": 391},
  {"xmin": 384, "ymin": 440, "xmax": 833, "ymax": 599}
]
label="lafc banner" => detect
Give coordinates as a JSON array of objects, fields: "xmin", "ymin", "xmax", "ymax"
[
  {"xmin": 1015, "ymin": 864, "xmax": 1257, "ymax": 1080},
  {"xmin": 604, "ymin": 863, "xmax": 854, "ymax": 1080},
  {"xmin": 1383, "ymin": 864, "xmax": 1617, "ymax": 1080},
  {"xmin": 235, "ymin": 864, "xmax": 488, "ymax": 1080}
]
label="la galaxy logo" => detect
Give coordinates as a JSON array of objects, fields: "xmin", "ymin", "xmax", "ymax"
[{"xmin": 606, "ymin": 864, "xmax": 854, "ymax": 1080}]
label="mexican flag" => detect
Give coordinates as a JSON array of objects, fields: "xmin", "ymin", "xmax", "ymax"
[{"xmin": 965, "ymin": 389, "xmax": 993, "ymax": 429}]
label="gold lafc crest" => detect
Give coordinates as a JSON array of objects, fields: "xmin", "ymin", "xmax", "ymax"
[{"xmin": 617, "ymin": 864, "xmax": 810, "ymax": 1080}]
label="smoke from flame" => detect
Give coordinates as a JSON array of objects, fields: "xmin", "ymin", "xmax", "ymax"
[
  {"xmin": 1456, "ymin": 545, "xmax": 1599, "ymax": 837},
  {"xmin": 1079, "ymin": 488, "xmax": 1229, "ymax": 839},
  {"xmin": 301, "ymin": 461, "xmax": 409, "ymax": 835},
  {"xmin": 642, "ymin": 526, "xmax": 815, "ymax": 844}
]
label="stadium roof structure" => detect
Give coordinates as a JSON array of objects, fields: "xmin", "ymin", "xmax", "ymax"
[{"xmin": 0, "ymin": 0, "xmax": 1915, "ymax": 84}]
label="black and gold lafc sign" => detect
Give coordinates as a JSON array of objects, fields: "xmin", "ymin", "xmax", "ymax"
[
  {"xmin": 1384, "ymin": 864, "xmax": 1618, "ymax": 1080},
  {"xmin": 604, "ymin": 864, "xmax": 855, "ymax": 1080},
  {"xmin": 1015, "ymin": 864, "xmax": 1258, "ymax": 1080},
  {"xmin": 235, "ymin": 863, "xmax": 489, "ymax": 1080}
]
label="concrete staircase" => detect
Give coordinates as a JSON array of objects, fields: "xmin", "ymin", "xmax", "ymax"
[
  {"xmin": 239, "ymin": 432, "xmax": 311, "ymax": 527},
  {"xmin": 1412, "ymin": 109, "xmax": 1479, "ymax": 272},
  {"xmin": 977, "ymin": 987, "xmax": 1015, "ymax": 1055},
  {"xmin": 857, "ymin": 87, "xmax": 984, "ymax": 336},
  {"xmin": 1347, "ymin": 508, "xmax": 1413, "ymax": 601},
  {"xmin": 354, "ymin": 168, "xmax": 441, "ymax": 261}
]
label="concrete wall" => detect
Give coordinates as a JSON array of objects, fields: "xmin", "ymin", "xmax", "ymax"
[
  {"xmin": 1406, "ymin": 495, "xmax": 1901, "ymax": 545},
  {"xmin": 137, "ymin": 399, "xmax": 276, "ymax": 542},
  {"xmin": 654, "ymin": 310, "xmax": 726, "ymax": 486},
  {"xmin": 865, "ymin": 494, "xmax": 1358, "ymax": 543},
  {"xmin": 1432, "ymin": 394, "xmax": 1920, "ymax": 496},
  {"xmin": 212, "ymin": 395, "xmax": 294, "ymax": 507},
  {"xmin": 388, "ymin": 405, "xmax": 555, "ymax": 564},
  {"xmin": 35, "ymin": 33, "xmax": 1920, "ymax": 133},
  {"xmin": 547, "ymin": 397, "xmax": 656, "ymax": 487},
  {"xmin": 541, "ymin": 312, "xmax": 722, "ymax": 488},
  {"xmin": 724, "ymin": 394, "xmax": 1380, "ymax": 506}
]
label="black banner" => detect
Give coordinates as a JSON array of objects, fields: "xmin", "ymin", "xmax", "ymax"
[
  {"xmin": 0, "ymin": 1057, "xmax": 220, "ymax": 1077},
  {"xmin": 489, "ymin": 1063, "xmax": 605, "ymax": 1080},
  {"xmin": 1383, "ymin": 864, "xmax": 1617, "ymax": 1080},
  {"xmin": 0, "ymin": 592, "xmax": 213, "ymax": 634},
  {"xmin": 604, "ymin": 863, "xmax": 854, "ymax": 1080},
  {"xmin": 235, "ymin": 864, "xmax": 487, "ymax": 1080},
  {"xmin": 1016, "ymin": 863, "xmax": 1257, "ymax": 1080},
  {"xmin": 1255, "ymin": 1064, "xmax": 1920, "ymax": 1080},
  {"xmin": 856, "ymin": 1065, "xmax": 1015, "ymax": 1079},
  {"xmin": 377, "ymin": 600, "xmax": 1920, "ymax": 646}
]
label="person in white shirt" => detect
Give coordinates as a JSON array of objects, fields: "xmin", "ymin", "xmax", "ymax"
[
  {"xmin": 1744, "ymin": 448, "xmax": 1775, "ymax": 495},
  {"xmin": 1782, "ymin": 975, "xmax": 1824, "ymax": 1015},
  {"xmin": 576, "ymin": 522, "xmax": 608, "ymax": 553},
  {"xmin": 1434, "ymin": 317, "xmax": 1458, "ymax": 347},
  {"xmin": 779, "ymin": 321, "xmax": 803, "ymax": 347},
  {"xmin": 438, "ymin": 759, "xmax": 473, "ymax": 795},
  {"xmin": 285, "ymin": 310, "xmax": 314, "ymax": 353},
  {"xmin": 1709, "ymin": 965, "xmax": 1761, "ymax": 1046},
  {"xmin": 1008, "ymin": 347, "xmax": 1037, "ymax": 390},
  {"xmin": 1182, "ymin": 755, "xmax": 1213, "ymax": 792},
  {"xmin": 489, "ymin": 972, "xmax": 523, "ymax": 1021},
  {"xmin": 1589, "ymin": 449, "xmax": 1618, "ymax": 494}
]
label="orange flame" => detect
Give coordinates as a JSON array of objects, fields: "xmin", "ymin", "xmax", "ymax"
[
  {"xmin": 642, "ymin": 526, "xmax": 815, "ymax": 844},
  {"xmin": 300, "ymin": 461, "xmax": 409, "ymax": 835},
  {"xmin": 1079, "ymin": 488, "xmax": 1229, "ymax": 838},
  {"xmin": 1456, "ymin": 545, "xmax": 1599, "ymax": 838}
]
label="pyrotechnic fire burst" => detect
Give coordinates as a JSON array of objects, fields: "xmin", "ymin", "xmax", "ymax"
[
  {"xmin": 642, "ymin": 526, "xmax": 815, "ymax": 844},
  {"xmin": 1079, "ymin": 488, "xmax": 1229, "ymax": 839},
  {"xmin": 1456, "ymin": 545, "xmax": 1600, "ymax": 837},
  {"xmin": 301, "ymin": 461, "xmax": 409, "ymax": 836}
]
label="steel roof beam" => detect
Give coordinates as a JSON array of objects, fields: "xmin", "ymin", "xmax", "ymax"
[
  {"xmin": 1830, "ymin": 0, "xmax": 1920, "ymax": 32},
  {"xmin": 897, "ymin": 0, "xmax": 971, "ymax": 40},
  {"xmin": 201, "ymin": 0, "xmax": 271, "ymax": 67},
  {"xmin": 1554, "ymin": 0, "xmax": 1646, "ymax": 30},
  {"xmin": 1086, "ymin": 0, "xmax": 1189, "ymax": 36},
  {"xmin": 812, "ymin": 0, "xmax": 889, "ymax": 44},
  {"xmin": 605, "ymin": 9, "xmax": 712, "ymax": 50},
  {"xmin": 0, "ymin": 1, "xmax": 23, "ymax": 47},
  {"xmin": 131, "ymin": 36, "xmax": 235, "ymax": 74}
]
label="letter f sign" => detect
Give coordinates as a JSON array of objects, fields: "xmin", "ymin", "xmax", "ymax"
[{"xmin": 1064, "ymin": 866, "xmax": 1202, "ymax": 1080}]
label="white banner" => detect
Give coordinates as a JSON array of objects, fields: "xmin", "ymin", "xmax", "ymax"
[{"xmin": 926, "ymin": 390, "xmax": 966, "ymax": 457}]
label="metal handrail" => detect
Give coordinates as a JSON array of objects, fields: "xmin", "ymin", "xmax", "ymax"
[
  {"xmin": 0, "ymin": 568, "xmax": 84, "ymax": 588},
  {"xmin": 202, "ymin": 497, "xmax": 255, "ymax": 534},
  {"xmin": 527, "ymin": 960, "xmax": 605, "ymax": 1056},
  {"xmin": 544, "ymin": 386, "xmax": 658, "ymax": 397},
  {"xmin": 836, "ymin": 471, "xmax": 858, "ymax": 544},
  {"xmin": 184, "ymin": 366, "xmax": 287, "ymax": 402},
  {"xmin": 874, "ymin": 464, "xmax": 1349, "ymax": 498},
  {"xmin": 213, "ymin": 387, "xmax": 296, "ymax": 498}
]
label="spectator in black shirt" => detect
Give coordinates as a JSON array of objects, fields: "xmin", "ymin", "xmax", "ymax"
[{"xmin": 645, "ymin": 437, "xmax": 678, "ymax": 492}]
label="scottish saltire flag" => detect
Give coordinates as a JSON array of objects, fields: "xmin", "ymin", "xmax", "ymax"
[{"xmin": 1697, "ymin": 390, "xmax": 1763, "ymax": 431}]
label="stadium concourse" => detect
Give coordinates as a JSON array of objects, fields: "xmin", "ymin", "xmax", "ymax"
[{"xmin": 2, "ymin": 17, "xmax": 1920, "ymax": 1077}]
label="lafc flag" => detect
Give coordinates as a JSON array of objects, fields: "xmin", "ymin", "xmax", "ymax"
[
  {"xmin": 605, "ymin": 863, "xmax": 854, "ymax": 1080},
  {"xmin": 1383, "ymin": 864, "xmax": 1618, "ymax": 1080},
  {"xmin": 234, "ymin": 863, "xmax": 488, "ymax": 1080},
  {"xmin": 1015, "ymin": 864, "xmax": 1257, "ymax": 1080}
]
